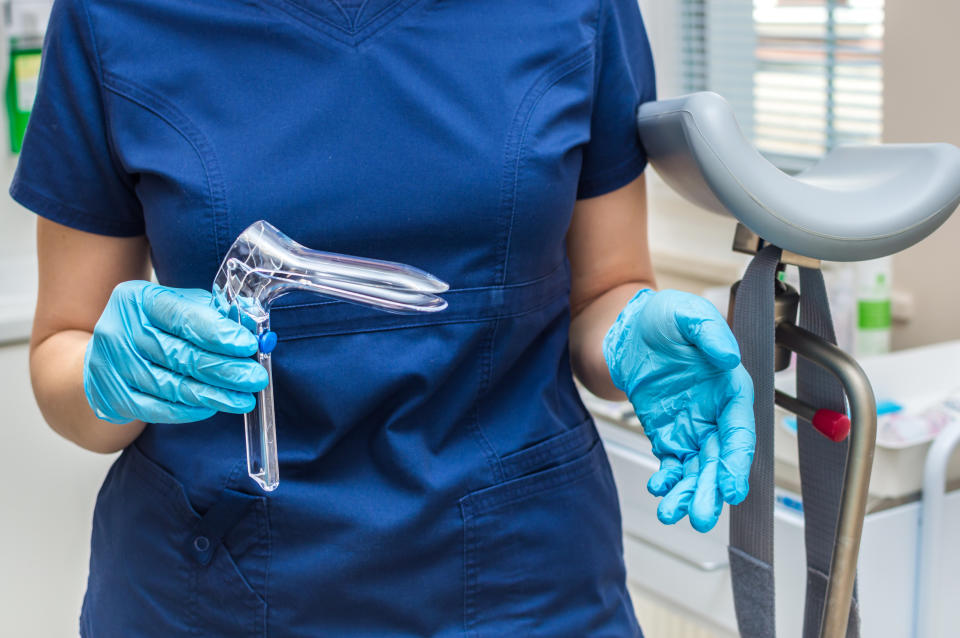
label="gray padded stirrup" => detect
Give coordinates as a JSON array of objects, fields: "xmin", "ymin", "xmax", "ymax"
[
  {"xmin": 729, "ymin": 244, "xmax": 782, "ymax": 638},
  {"xmin": 796, "ymin": 268, "xmax": 860, "ymax": 638}
]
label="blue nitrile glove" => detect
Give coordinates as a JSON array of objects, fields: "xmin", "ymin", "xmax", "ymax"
[
  {"xmin": 83, "ymin": 281, "xmax": 269, "ymax": 424},
  {"xmin": 603, "ymin": 289, "xmax": 756, "ymax": 533}
]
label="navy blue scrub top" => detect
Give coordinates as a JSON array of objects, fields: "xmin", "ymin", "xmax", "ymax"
[{"xmin": 13, "ymin": 0, "xmax": 656, "ymax": 636}]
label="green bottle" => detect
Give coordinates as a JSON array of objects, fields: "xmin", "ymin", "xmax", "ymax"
[
  {"xmin": 855, "ymin": 257, "xmax": 893, "ymax": 356},
  {"xmin": 5, "ymin": 36, "xmax": 42, "ymax": 153}
]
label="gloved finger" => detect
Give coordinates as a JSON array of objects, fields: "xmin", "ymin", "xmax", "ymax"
[
  {"xmin": 690, "ymin": 434, "xmax": 724, "ymax": 533},
  {"xmin": 657, "ymin": 456, "xmax": 700, "ymax": 525},
  {"xmin": 717, "ymin": 365, "xmax": 757, "ymax": 505},
  {"xmin": 139, "ymin": 285, "xmax": 259, "ymax": 357},
  {"xmin": 184, "ymin": 288, "xmax": 262, "ymax": 334},
  {"xmin": 674, "ymin": 298, "xmax": 741, "ymax": 370},
  {"xmin": 135, "ymin": 327, "xmax": 268, "ymax": 393},
  {"xmin": 120, "ymin": 387, "xmax": 219, "ymax": 424},
  {"xmin": 177, "ymin": 288, "xmax": 217, "ymax": 305},
  {"xmin": 84, "ymin": 364, "xmax": 139, "ymax": 425},
  {"xmin": 123, "ymin": 357, "xmax": 257, "ymax": 414},
  {"xmin": 648, "ymin": 455, "xmax": 684, "ymax": 497}
]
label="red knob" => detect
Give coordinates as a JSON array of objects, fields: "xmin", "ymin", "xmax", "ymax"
[{"xmin": 812, "ymin": 409, "xmax": 851, "ymax": 442}]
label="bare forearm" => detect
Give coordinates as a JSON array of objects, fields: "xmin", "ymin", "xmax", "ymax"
[
  {"xmin": 570, "ymin": 281, "xmax": 654, "ymax": 400},
  {"xmin": 566, "ymin": 175, "xmax": 654, "ymax": 400},
  {"xmin": 30, "ymin": 329, "xmax": 144, "ymax": 453}
]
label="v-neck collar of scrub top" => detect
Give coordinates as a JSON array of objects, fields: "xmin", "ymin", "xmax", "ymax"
[{"xmin": 260, "ymin": 0, "xmax": 427, "ymax": 46}]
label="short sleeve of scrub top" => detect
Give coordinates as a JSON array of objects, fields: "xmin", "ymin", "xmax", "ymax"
[
  {"xmin": 577, "ymin": 0, "xmax": 657, "ymax": 199},
  {"xmin": 10, "ymin": 0, "xmax": 143, "ymax": 237}
]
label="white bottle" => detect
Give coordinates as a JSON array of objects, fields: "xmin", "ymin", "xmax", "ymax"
[{"xmin": 854, "ymin": 257, "xmax": 892, "ymax": 356}]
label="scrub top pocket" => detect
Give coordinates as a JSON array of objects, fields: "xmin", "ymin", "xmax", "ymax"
[
  {"xmin": 80, "ymin": 444, "xmax": 268, "ymax": 638},
  {"xmin": 460, "ymin": 424, "xmax": 641, "ymax": 638}
]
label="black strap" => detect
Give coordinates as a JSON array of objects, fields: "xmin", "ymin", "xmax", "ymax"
[
  {"xmin": 728, "ymin": 250, "xmax": 860, "ymax": 638},
  {"xmin": 796, "ymin": 267, "xmax": 860, "ymax": 638},
  {"xmin": 729, "ymin": 245, "xmax": 781, "ymax": 638}
]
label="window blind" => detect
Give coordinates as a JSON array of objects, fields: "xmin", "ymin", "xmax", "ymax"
[{"xmin": 679, "ymin": 0, "xmax": 884, "ymax": 170}]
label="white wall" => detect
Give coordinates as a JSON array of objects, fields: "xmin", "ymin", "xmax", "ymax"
[{"xmin": 884, "ymin": 0, "xmax": 960, "ymax": 349}]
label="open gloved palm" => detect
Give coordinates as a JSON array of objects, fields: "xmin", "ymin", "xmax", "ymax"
[{"xmin": 603, "ymin": 289, "xmax": 756, "ymax": 533}]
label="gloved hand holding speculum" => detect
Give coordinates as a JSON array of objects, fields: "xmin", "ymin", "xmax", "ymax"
[
  {"xmin": 603, "ymin": 289, "xmax": 756, "ymax": 533},
  {"xmin": 83, "ymin": 281, "xmax": 269, "ymax": 425}
]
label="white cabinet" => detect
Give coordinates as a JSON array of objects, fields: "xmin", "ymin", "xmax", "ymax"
[
  {"xmin": 0, "ymin": 342, "xmax": 115, "ymax": 638},
  {"xmin": 598, "ymin": 415, "xmax": 960, "ymax": 638}
]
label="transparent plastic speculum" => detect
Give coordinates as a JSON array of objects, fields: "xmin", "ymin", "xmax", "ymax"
[{"xmin": 212, "ymin": 221, "xmax": 448, "ymax": 491}]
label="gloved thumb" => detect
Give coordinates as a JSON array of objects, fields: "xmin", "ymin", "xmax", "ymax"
[{"xmin": 674, "ymin": 300, "xmax": 741, "ymax": 370}]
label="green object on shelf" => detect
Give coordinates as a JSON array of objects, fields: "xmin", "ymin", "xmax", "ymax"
[
  {"xmin": 6, "ymin": 42, "xmax": 42, "ymax": 153},
  {"xmin": 857, "ymin": 299, "xmax": 892, "ymax": 330}
]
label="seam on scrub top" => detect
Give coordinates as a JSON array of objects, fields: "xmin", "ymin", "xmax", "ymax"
[
  {"xmin": 127, "ymin": 444, "xmax": 199, "ymax": 523},
  {"xmin": 591, "ymin": 0, "xmax": 604, "ymax": 96},
  {"xmin": 120, "ymin": 449, "xmax": 203, "ymax": 632},
  {"xmin": 459, "ymin": 495, "xmax": 480, "ymax": 637},
  {"xmin": 462, "ymin": 440, "xmax": 602, "ymax": 515},
  {"xmin": 221, "ymin": 458, "xmax": 247, "ymax": 500},
  {"xmin": 269, "ymin": 0, "xmax": 398, "ymax": 33},
  {"xmin": 474, "ymin": 46, "xmax": 593, "ymax": 486},
  {"xmin": 256, "ymin": 0, "xmax": 355, "ymax": 45},
  {"xmin": 495, "ymin": 45, "xmax": 594, "ymax": 288},
  {"xmin": 354, "ymin": 0, "xmax": 373, "ymax": 27},
  {"xmin": 102, "ymin": 73, "xmax": 229, "ymax": 265},
  {"xmin": 473, "ymin": 321, "xmax": 506, "ymax": 484},
  {"xmin": 348, "ymin": 0, "xmax": 414, "ymax": 34},
  {"xmin": 222, "ymin": 460, "xmax": 272, "ymax": 618},
  {"xmin": 276, "ymin": 284, "xmax": 568, "ymax": 342},
  {"xmin": 499, "ymin": 418, "xmax": 597, "ymax": 480},
  {"xmin": 261, "ymin": 496, "xmax": 272, "ymax": 632},
  {"xmin": 578, "ymin": 0, "xmax": 651, "ymax": 201},
  {"xmin": 9, "ymin": 181, "xmax": 144, "ymax": 236},
  {"xmin": 327, "ymin": 0, "xmax": 353, "ymax": 26},
  {"xmin": 272, "ymin": 261, "xmax": 570, "ymax": 315},
  {"xmin": 258, "ymin": 0, "xmax": 422, "ymax": 47},
  {"xmin": 214, "ymin": 459, "xmax": 270, "ymax": 616},
  {"xmin": 343, "ymin": 0, "xmax": 402, "ymax": 32},
  {"xmin": 578, "ymin": 150, "xmax": 648, "ymax": 197},
  {"xmin": 76, "ymin": 0, "xmax": 141, "ymax": 208},
  {"xmin": 272, "ymin": 262, "xmax": 570, "ymax": 339}
]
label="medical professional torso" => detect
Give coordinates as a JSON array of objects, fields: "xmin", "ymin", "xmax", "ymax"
[{"xmin": 13, "ymin": 0, "xmax": 656, "ymax": 635}]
